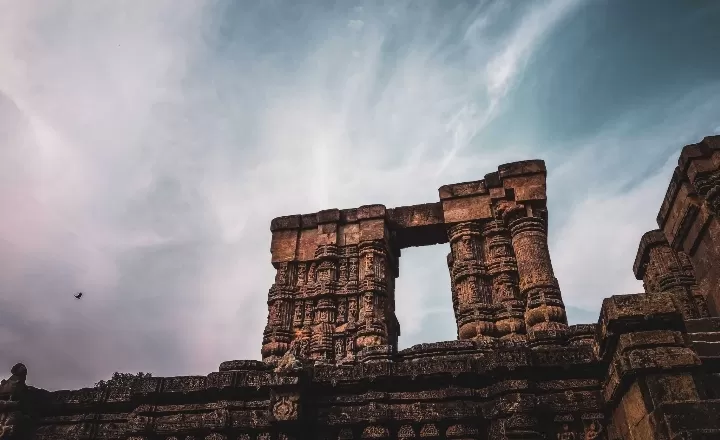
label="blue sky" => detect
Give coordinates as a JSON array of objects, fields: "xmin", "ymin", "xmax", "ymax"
[{"xmin": 1, "ymin": 0, "xmax": 719, "ymax": 390}]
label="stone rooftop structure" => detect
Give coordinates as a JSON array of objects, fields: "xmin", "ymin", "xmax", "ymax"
[{"xmin": 3, "ymin": 135, "xmax": 720, "ymax": 439}]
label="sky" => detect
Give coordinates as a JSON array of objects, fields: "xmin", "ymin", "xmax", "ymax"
[{"xmin": 1, "ymin": 0, "xmax": 719, "ymax": 391}]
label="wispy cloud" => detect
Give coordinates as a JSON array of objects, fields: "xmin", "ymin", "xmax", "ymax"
[{"xmin": 435, "ymin": 0, "xmax": 584, "ymax": 174}]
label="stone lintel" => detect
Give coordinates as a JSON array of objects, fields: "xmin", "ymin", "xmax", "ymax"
[
  {"xmin": 387, "ymin": 203, "xmax": 447, "ymax": 249},
  {"xmin": 270, "ymin": 159, "xmax": 547, "ymax": 259}
]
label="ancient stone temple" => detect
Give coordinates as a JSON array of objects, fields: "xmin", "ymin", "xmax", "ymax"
[{"xmin": 4, "ymin": 135, "xmax": 720, "ymax": 440}]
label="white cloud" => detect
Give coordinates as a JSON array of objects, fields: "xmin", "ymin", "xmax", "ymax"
[
  {"xmin": 347, "ymin": 19, "xmax": 364, "ymax": 31},
  {"xmin": 0, "ymin": 0, "xmax": 717, "ymax": 390},
  {"xmin": 435, "ymin": 0, "xmax": 585, "ymax": 174},
  {"xmin": 551, "ymin": 155, "xmax": 675, "ymax": 312}
]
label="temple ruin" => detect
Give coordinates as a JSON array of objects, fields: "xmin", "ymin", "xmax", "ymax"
[{"xmin": 3, "ymin": 135, "xmax": 720, "ymax": 439}]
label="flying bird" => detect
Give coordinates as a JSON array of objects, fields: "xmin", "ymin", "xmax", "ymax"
[{"xmin": 74, "ymin": 292, "xmax": 83, "ymax": 299}]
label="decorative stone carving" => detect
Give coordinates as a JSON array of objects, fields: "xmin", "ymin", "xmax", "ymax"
[
  {"xmin": 275, "ymin": 336, "xmax": 311, "ymax": 373},
  {"xmin": 584, "ymin": 421, "xmax": 603, "ymax": 440},
  {"xmin": 634, "ymin": 229, "xmax": 705, "ymax": 319},
  {"xmin": 419, "ymin": 424, "xmax": 439, "ymax": 437},
  {"xmin": 397, "ymin": 425, "xmax": 416, "ymax": 438},
  {"xmin": 271, "ymin": 394, "xmax": 299, "ymax": 421},
  {"xmin": 16, "ymin": 141, "xmax": 720, "ymax": 440},
  {"xmin": 361, "ymin": 425, "xmax": 389, "ymax": 438},
  {"xmin": 446, "ymin": 423, "xmax": 478, "ymax": 438}
]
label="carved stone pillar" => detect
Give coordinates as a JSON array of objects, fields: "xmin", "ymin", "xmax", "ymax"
[
  {"xmin": 634, "ymin": 229, "xmax": 706, "ymax": 320},
  {"xmin": 345, "ymin": 205, "xmax": 399, "ymax": 356},
  {"xmin": 355, "ymin": 240, "xmax": 390, "ymax": 350},
  {"xmin": 310, "ymin": 243, "xmax": 339, "ymax": 362},
  {"xmin": 447, "ymin": 222, "xmax": 496, "ymax": 340},
  {"xmin": 342, "ymin": 243, "xmax": 361, "ymax": 361},
  {"xmin": 267, "ymin": 214, "xmax": 303, "ymax": 362},
  {"xmin": 483, "ymin": 219, "xmax": 525, "ymax": 339},
  {"xmin": 501, "ymin": 203, "xmax": 568, "ymax": 337},
  {"xmin": 262, "ymin": 262, "xmax": 296, "ymax": 362}
]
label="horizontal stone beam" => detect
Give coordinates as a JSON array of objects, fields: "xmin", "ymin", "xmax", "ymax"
[
  {"xmin": 269, "ymin": 159, "xmax": 549, "ymax": 257},
  {"xmin": 387, "ymin": 203, "xmax": 447, "ymax": 248}
]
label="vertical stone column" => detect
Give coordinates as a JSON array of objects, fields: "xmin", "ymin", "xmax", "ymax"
[
  {"xmin": 264, "ymin": 215, "xmax": 303, "ymax": 362},
  {"xmin": 439, "ymin": 180, "xmax": 498, "ymax": 341},
  {"xmin": 261, "ymin": 262, "xmax": 296, "ymax": 361},
  {"xmin": 633, "ymin": 229, "xmax": 706, "ymax": 320},
  {"xmin": 309, "ymin": 210, "xmax": 341, "ymax": 362},
  {"xmin": 337, "ymin": 239, "xmax": 360, "ymax": 361},
  {"xmin": 353, "ymin": 205, "xmax": 399, "ymax": 353},
  {"xmin": 483, "ymin": 219, "xmax": 525, "ymax": 339},
  {"xmin": 447, "ymin": 222, "xmax": 495, "ymax": 340},
  {"xmin": 500, "ymin": 202, "xmax": 568, "ymax": 337}
]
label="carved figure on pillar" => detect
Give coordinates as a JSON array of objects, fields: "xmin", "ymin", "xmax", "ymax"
[{"xmin": 348, "ymin": 297, "xmax": 358, "ymax": 323}]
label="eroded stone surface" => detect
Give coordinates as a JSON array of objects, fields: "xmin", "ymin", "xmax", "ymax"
[{"xmin": 7, "ymin": 136, "xmax": 720, "ymax": 439}]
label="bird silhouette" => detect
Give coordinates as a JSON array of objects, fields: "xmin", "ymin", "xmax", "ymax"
[{"xmin": 74, "ymin": 292, "xmax": 83, "ymax": 299}]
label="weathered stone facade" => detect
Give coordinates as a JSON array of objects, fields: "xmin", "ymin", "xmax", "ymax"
[{"xmin": 4, "ymin": 135, "xmax": 720, "ymax": 439}]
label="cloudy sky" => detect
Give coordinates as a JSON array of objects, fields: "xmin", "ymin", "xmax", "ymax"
[{"xmin": 1, "ymin": 0, "xmax": 719, "ymax": 391}]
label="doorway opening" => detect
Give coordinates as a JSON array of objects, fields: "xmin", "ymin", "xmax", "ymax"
[{"xmin": 394, "ymin": 244, "xmax": 457, "ymax": 350}]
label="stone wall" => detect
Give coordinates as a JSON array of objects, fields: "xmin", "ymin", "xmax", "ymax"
[{"xmin": 3, "ymin": 136, "xmax": 720, "ymax": 439}]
